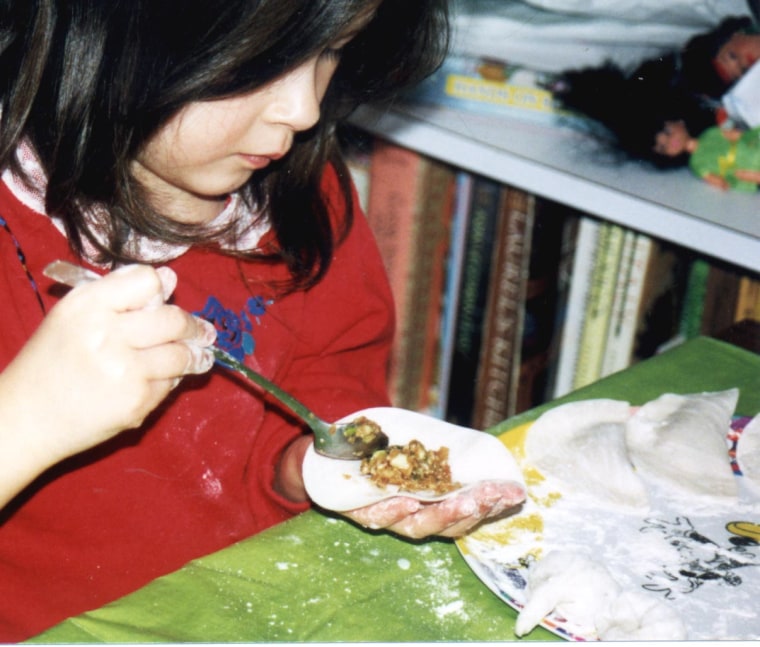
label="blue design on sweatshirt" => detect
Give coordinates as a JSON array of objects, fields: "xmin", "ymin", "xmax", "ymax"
[{"xmin": 196, "ymin": 295, "xmax": 272, "ymax": 361}]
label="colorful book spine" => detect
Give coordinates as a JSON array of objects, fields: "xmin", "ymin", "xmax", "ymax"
[
  {"xmin": 512, "ymin": 200, "xmax": 567, "ymax": 415},
  {"xmin": 472, "ymin": 186, "xmax": 535, "ymax": 430},
  {"xmin": 601, "ymin": 231, "xmax": 653, "ymax": 375},
  {"xmin": 398, "ymin": 160, "xmax": 456, "ymax": 412},
  {"xmin": 678, "ymin": 257, "xmax": 710, "ymax": 341},
  {"xmin": 572, "ymin": 222, "xmax": 625, "ymax": 389},
  {"xmin": 734, "ymin": 275, "xmax": 760, "ymax": 322},
  {"xmin": 364, "ymin": 140, "xmax": 454, "ymax": 408},
  {"xmin": 551, "ymin": 216, "xmax": 601, "ymax": 398},
  {"xmin": 445, "ymin": 175, "xmax": 502, "ymax": 426},
  {"xmin": 431, "ymin": 171, "xmax": 474, "ymax": 419}
]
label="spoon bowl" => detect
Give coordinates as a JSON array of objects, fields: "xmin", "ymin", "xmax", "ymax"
[{"xmin": 212, "ymin": 347, "xmax": 389, "ymax": 459}]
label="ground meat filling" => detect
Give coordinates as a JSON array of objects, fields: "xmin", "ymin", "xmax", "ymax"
[{"xmin": 360, "ymin": 439, "xmax": 461, "ymax": 494}]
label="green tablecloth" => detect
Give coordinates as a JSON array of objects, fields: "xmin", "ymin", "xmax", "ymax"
[{"xmin": 30, "ymin": 337, "xmax": 760, "ymax": 643}]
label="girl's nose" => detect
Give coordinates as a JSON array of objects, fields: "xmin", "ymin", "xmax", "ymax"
[{"xmin": 265, "ymin": 59, "xmax": 322, "ymax": 132}]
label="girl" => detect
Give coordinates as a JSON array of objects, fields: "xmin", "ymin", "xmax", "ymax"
[{"xmin": 0, "ymin": 0, "xmax": 524, "ymax": 640}]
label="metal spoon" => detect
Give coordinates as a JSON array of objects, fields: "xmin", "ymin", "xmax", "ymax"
[{"xmin": 42, "ymin": 260, "xmax": 389, "ymax": 460}]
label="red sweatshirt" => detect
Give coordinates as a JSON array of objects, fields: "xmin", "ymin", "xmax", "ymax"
[{"xmin": 0, "ymin": 166, "xmax": 394, "ymax": 641}]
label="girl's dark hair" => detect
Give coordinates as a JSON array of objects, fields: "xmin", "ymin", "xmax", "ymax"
[{"xmin": 0, "ymin": 0, "xmax": 449, "ymax": 289}]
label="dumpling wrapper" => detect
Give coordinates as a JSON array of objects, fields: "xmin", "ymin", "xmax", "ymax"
[
  {"xmin": 524, "ymin": 399, "xmax": 650, "ymax": 511},
  {"xmin": 737, "ymin": 413, "xmax": 760, "ymax": 494},
  {"xmin": 625, "ymin": 388, "xmax": 739, "ymax": 502},
  {"xmin": 303, "ymin": 406, "xmax": 525, "ymax": 512}
]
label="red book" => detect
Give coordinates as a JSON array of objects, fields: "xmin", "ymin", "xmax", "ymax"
[{"xmin": 364, "ymin": 139, "xmax": 455, "ymax": 410}]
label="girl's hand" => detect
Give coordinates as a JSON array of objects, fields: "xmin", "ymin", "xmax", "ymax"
[
  {"xmin": 0, "ymin": 264, "xmax": 216, "ymax": 501},
  {"xmin": 341, "ymin": 480, "xmax": 526, "ymax": 539}
]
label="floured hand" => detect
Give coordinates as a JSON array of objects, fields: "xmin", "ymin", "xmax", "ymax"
[{"xmin": 341, "ymin": 479, "xmax": 526, "ymax": 539}]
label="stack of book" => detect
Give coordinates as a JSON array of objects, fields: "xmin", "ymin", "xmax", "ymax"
[{"xmin": 342, "ymin": 129, "xmax": 760, "ymax": 427}]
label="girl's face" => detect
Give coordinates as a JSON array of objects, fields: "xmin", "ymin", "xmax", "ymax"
[
  {"xmin": 132, "ymin": 9, "xmax": 375, "ymax": 225},
  {"xmin": 653, "ymin": 120, "xmax": 692, "ymax": 157},
  {"xmin": 714, "ymin": 31, "xmax": 760, "ymax": 82}
]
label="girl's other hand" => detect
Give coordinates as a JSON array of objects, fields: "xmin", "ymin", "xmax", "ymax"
[
  {"xmin": 0, "ymin": 264, "xmax": 216, "ymax": 470},
  {"xmin": 341, "ymin": 480, "xmax": 527, "ymax": 539}
]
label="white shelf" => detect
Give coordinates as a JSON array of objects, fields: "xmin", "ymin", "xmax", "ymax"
[{"xmin": 350, "ymin": 103, "xmax": 760, "ymax": 273}]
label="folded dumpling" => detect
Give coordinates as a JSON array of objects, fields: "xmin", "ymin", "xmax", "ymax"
[
  {"xmin": 525, "ymin": 399, "xmax": 649, "ymax": 511},
  {"xmin": 625, "ymin": 389, "xmax": 739, "ymax": 502},
  {"xmin": 737, "ymin": 413, "xmax": 760, "ymax": 494}
]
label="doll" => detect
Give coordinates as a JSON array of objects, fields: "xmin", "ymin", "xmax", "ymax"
[{"xmin": 658, "ymin": 120, "xmax": 760, "ymax": 191}]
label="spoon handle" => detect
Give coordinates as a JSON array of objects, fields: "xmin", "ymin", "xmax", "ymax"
[{"xmin": 211, "ymin": 347, "xmax": 331, "ymax": 437}]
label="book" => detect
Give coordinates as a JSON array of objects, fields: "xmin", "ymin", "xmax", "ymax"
[
  {"xmin": 445, "ymin": 174, "xmax": 503, "ymax": 426},
  {"xmin": 678, "ymin": 256, "xmax": 710, "ymax": 342},
  {"xmin": 403, "ymin": 53, "xmax": 595, "ymax": 130},
  {"xmin": 600, "ymin": 231, "xmax": 654, "ymax": 376},
  {"xmin": 599, "ymin": 229, "xmax": 636, "ymax": 376},
  {"xmin": 430, "ymin": 171, "xmax": 475, "ymax": 419},
  {"xmin": 551, "ymin": 216, "xmax": 602, "ymax": 398},
  {"xmin": 699, "ymin": 263, "xmax": 743, "ymax": 337},
  {"xmin": 572, "ymin": 222, "xmax": 626, "ymax": 389},
  {"xmin": 471, "ymin": 185, "xmax": 535, "ymax": 430},
  {"xmin": 544, "ymin": 211, "xmax": 581, "ymax": 400},
  {"xmin": 512, "ymin": 199, "xmax": 568, "ymax": 414},
  {"xmin": 735, "ymin": 274, "xmax": 760, "ymax": 323},
  {"xmin": 363, "ymin": 140, "xmax": 456, "ymax": 410},
  {"xmin": 632, "ymin": 241, "xmax": 690, "ymax": 361},
  {"xmin": 407, "ymin": 164, "xmax": 457, "ymax": 413}
]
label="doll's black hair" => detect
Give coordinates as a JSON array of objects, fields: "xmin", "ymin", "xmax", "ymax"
[
  {"xmin": 554, "ymin": 15, "xmax": 760, "ymax": 169},
  {"xmin": 555, "ymin": 56, "xmax": 717, "ymax": 169},
  {"xmin": 0, "ymin": 0, "xmax": 449, "ymax": 289},
  {"xmin": 680, "ymin": 15, "xmax": 755, "ymax": 99}
]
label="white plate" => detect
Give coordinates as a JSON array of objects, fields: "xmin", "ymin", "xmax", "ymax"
[
  {"xmin": 303, "ymin": 406, "xmax": 525, "ymax": 512},
  {"xmin": 456, "ymin": 415, "xmax": 760, "ymax": 641}
]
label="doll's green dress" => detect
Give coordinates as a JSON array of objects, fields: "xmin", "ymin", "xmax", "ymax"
[{"xmin": 689, "ymin": 126, "xmax": 760, "ymax": 192}]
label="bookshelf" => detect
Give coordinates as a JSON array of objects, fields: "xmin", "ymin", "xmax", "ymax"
[{"xmin": 350, "ymin": 102, "xmax": 760, "ymax": 274}]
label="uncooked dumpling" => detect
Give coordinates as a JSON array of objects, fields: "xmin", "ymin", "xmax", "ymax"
[
  {"xmin": 525, "ymin": 399, "xmax": 649, "ymax": 511},
  {"xmin": 625, "ymin": 389, "xmax": 739, "ymax": 502},
  {"xmin": 737, "ymin": 413, "xmax": 760, "ymax": 494}
]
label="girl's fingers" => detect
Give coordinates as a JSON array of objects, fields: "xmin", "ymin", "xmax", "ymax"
[
  {"xmin": 348, "ymin": 480, "xmax": 527, "ymax": 539},
  {"xmin": 72, "ymin": 264, "xmax": 176, "ymax": 312},
  {"xmin": 118, "ymin": 306, "xmax": 216, "ymax": 350},
  {"xmin": 138, "ymin": 341, "xmax": 215, "ymax": 382}
]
